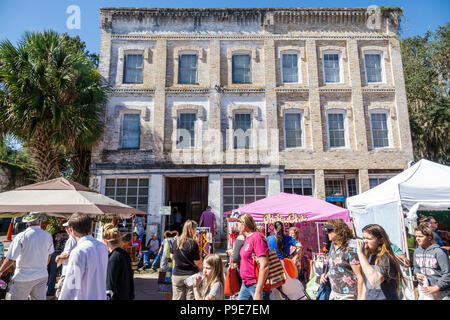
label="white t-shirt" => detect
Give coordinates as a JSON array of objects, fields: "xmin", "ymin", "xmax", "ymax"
[
  {"xmin": 6, "ymin": 226, "xmax": 54, "ymax": 282},
  {"xmin": 61, "ymin": 235, "xmax": 77, "ymax": 276},
  {"xmin": 59, "ymin": 235, "xmax": 108, "ymax": 300}
]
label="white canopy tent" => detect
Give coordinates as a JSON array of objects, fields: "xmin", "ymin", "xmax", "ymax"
[{"xmin": 347, "ymin": 159, "xmax": 450, "ymax": 254}]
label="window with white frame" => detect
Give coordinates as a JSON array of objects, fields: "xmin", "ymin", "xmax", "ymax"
[
  {"xmin": 122, "ymin": 113, "xmax": 140, "ymax": 149},
  {"xmin": 323, "ymin": 52, "xmax": 341, "ymax": 83},
  {"xmin": 284, "ymin": 111, "xmax": 303, "ymax": 148},
  {"xmin": 233, "ymin": 113, "xmax": 252, "ymax": 149},
  {"xmin": 232, "ymin": 54, "xmax": 251, "ymax": 84},
  {"xmin": 370, "ymin": 110, "xmax": 390, "ymax": 148},
  {"xmin": 325, "ymin": 177, "xmax": 358, "ymax": 198},
  {"xmin": 123, "ymin": 54, "xmax": 143, "ymax": 84},
  {"xmin": 369, "ymin": 177, "xmax": 388, "ymax": 189},
  {"xmin": 178, "ymin": 54, "xmax": 198, "ymax": 84},
  {"xmin": 104, "ymin": 178, "xmax": 149, "ymax": 212},
  {"xmin": 327, "ymin": 111, "xmax": 346, "ymax": 148},
  {"xmin": 223, "ymin": 177, "xmax": 266, "ymax": 213},
  {"xmin": 283, "ymin": 177, "xmax": 313, "ymax": 196},
  {"xmin": 364, "ymin": 52, "xmax": 383, "ymax": 83},
  {"xmin": 282, "ymin": 53, "xmax": 299, "ymax": 83},
  {"xmin": 177, "ymin": 113, "xmax": 196, "ymax": 149}
]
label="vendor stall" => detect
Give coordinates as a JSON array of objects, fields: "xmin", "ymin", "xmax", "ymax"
[{"xmin": 225, "ymin": 192, "xmax": 351, "ymax": 283}]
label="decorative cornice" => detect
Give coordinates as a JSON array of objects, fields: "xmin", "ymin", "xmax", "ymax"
[
  {"xmin": 362, "ymin": 88, "xmax": 396, "ymax": 93},
  {"xmin": 166, "ymin": 87, "xmax": 210, "ymax": 94},
  {"xmin": 101, "ymin": 7, "xmax": 402, "ymax": 34},
  {"xmin": 221, "ymin": 86, "xmax": 265, "ymax": 94},
  {"xmin": 110, "ymin": 88, "xmax": 155, "ymax": 96},
  {"xmin": 110, "ymin": 34, "xmax": 393, "ymax": 41},
  {"xmin": 318, "ymin": 88, "xmax": 353, "ymax": 93},
  {"xmin": 275, "ymin": 87, "xmax": 309, "ymax": 93}
]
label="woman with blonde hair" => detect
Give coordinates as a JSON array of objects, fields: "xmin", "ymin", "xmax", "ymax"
[
  {"xmin": 236, "ymin": 213, "xmax": 270, "ymax": 300},
  {"xmin": 356, "ymin": 224, "xmax": 406, "ymax": 300},
  {"xmin": 193, "ymin": 254, "xmax": 225, "ymax": 300},
  {"xmin": 320, "ymin": 219, "xmax": 363, "ymax": 300},
  {"xmin": 102, "ymin": 223, "xmax": 134, "ymax": 300},
  {"xmin": 170, "ymin": 220, "xmax": 203, "ymax": 300}
]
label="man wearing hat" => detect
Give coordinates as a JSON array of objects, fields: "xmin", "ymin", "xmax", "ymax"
[
  {"xmin": 0, "ymin": 212, "xmax": 54, "ymax": 300},
  {"xmin": 53, "ymin": 221, "xmax": 77, "ymax": 298}
]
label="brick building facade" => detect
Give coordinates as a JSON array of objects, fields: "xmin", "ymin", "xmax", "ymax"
[{"xmin": 90, "ymin": 7, "xmax": 414, "ymax": 238}]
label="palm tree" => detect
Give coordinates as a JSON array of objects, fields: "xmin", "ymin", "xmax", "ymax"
[{"xmin": 0, "ymin": 30, "xmax": 107, "ymax": 182}]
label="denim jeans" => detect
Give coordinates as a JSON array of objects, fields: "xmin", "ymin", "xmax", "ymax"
[
  {"xmin": 47, "ymin": 251, "xmax": 61, "ymax": 296},
  {"xmin": 151, "ymin": 253, "xmax": 161, "ymax": 268},
  {"xmin": 143, "ymin": 251, "xmax": 157, "ymax": 266},
  {"xmin": 237, "ymin": 283, "xmax": 271, "ymax": 300}
]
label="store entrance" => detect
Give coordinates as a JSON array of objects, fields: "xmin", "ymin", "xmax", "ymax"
[{"xmin": 165, "ymin": 176, "xmax": 208, "ymax": 232}]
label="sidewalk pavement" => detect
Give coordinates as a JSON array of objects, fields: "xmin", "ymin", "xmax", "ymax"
[{"xmin": 2, "ymin": 234, "xmax": 170, "ymax": 300}]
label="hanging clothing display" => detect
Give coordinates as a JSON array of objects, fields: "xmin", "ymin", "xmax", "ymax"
[{"xmin": 196, "ymin": 227, "xmax": 212, "ymax": 260}]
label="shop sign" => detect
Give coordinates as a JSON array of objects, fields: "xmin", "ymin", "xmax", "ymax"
[
  {"xmin": 263, "ymin": 213, "xmax": 308, "ymax": 224},
  {"xmin": 158, "ymin": 206, "xmax": 172, "ymax": 215},
  {"xmin": 326, "ymin": 195, "xmax": 346, "ymax": 202}
]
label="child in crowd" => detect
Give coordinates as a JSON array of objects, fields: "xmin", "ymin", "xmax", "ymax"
[{"xmin": 193, "ymin": 254, "xmax": 225, "ymax": 300}]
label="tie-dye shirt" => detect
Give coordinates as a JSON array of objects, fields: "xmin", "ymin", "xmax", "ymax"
[{"xmin": 327, "ymin": 246, "xmax": 360, "ymax": 296}]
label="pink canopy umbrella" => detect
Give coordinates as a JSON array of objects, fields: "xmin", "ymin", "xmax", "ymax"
[{"xmin": 229, "ymin": 192, "xmax": 350, "ymax": 223}]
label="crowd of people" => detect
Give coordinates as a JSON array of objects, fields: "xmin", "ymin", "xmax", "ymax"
[{"xmin": 0, "ymin": 208, "xmax": 449, "ymax": 300}]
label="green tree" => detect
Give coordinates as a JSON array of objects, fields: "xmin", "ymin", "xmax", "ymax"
[
  {"xmin": 0, "ymin": 30, "xmax": 108, "ymax": 182},
  {"xmin": 401, "ymin": 23, "xmax": 450, "ymax": 164}
]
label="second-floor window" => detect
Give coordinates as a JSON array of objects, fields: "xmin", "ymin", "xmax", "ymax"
[
  {"xmin": 177, "ymin": 113, "xmax": 196, "ymax": 148},
  {"xmin": 328, "ymin": 112, "xmax": 346, "ymax": 148},
  {"xmin": 370, "ymin": 112, "xmax": 390, "ymax": 148},
  {"xmin": 178, "ymin": 54, "xmax": 198, "ymax": 84},
  {"xmin": 284, "ymin": 112, "xmax": 302, "ymax": 148},
  {"xmin": 323, "ymin": 53, "xmax": 340, "ymax": 83},
  {"xmin": 124, "ymin": 54, "xmax": 143, "ymax": 84},
  {"xmin": 233, "ymin": 113, "xmax": 251, "ymax": 149},
  {"xmin": 122, "ymin": 114, "xmax": 140, "ymax": 149},
  {"xmin": 365, "ymin": 53, "xmax": 383, "ymax": 83},
  {"xmin": 232, "ymin": 54, "xmax": 251, "ymax": 84},
  {"xmin": 282, "ymin": 53, "xmax": 299, "ymax": 83}
]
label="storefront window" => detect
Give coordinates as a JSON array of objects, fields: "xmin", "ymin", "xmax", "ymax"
[
  {"xmin": 283, "ymin": 177, "xmax": 313, "ymax": 196},
  {"xmin": 223, "ymin": 177, "xmax": 266, "ymax": 213}
]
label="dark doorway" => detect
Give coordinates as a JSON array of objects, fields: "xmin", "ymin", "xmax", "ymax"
[{"xmin": 165, "ymin": 176, "xmax": 208, "ymax": 232}]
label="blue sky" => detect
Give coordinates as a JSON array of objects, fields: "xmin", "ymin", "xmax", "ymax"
[{"xmin": 0, "ymin": 0, "xmax": 449, "ymax": 54}]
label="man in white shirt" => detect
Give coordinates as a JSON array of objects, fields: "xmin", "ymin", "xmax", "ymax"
[
  {"xmin": 58, "ymin": 213, "xmax": 108, "ymax": 300},
  {"xmin": 54, "ymin": 221, "xmax": 77, "ymax": 298},
  {"xmin": 0, "ymin": 212, "xmax": 54, "ymax": 300}
]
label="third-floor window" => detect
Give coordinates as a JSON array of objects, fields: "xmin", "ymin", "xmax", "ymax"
[
  {"xmin": 282, "ymin": 53, "xmax": 299, "ymax": 83},
  {"xmin": 364, "ymin": 53, "xmax": 383, "ymax": 83},
  {"xmin": 178, "ymin": 54, "xmax": 198, "ymax": 84},
  {"xmin": 323, "ymin": 52, "xmax": 341, "ymax": 83},
  {"xmin": 232, "ymin": 54, "xmax": 251, "ymax": 84},
  {"xmin": 123, "ymin": 54, "xmax": 143, "ymax": 84}
]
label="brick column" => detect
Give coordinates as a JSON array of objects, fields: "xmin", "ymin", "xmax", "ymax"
[
  {"xmin": 358, "ymin": 169, "xmax": 370, "ymax": 194},
  {"xmin": 347, "ymin": 39, "xmax": 368, "ymax": 151},
  {"xmin": 207, "ymin": 40, "xmax": 223, "ymax": 164},
  {"xmin": 389, "ymin": 38, "xmax": 414, "ymax": 161},
  {"xmin": 152, "ymin": 39, "xmax": 167, "ymax": 161},
  {"xmin": 314, "ymin": 169, "xmax": 325, "ymax": 200},
  {"xmin": 305, "ymin": 40, "xmax": 324, "ymax": 152},
  {"xmin": 264, "ymin": 39, "xmax": 280, "ymax": 169}
]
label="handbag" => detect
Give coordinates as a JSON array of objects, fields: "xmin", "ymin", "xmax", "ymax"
[
  {"xmin": 316, "ymin": 279, "xmax": 331, "ymax": 300},
  {"xmin": 254, "ymin": 248, "xmax": 286, "ymax": 291},
  {"xmin": 224, "ymin": 258, "xmax": 241, "ymax": 296}
]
